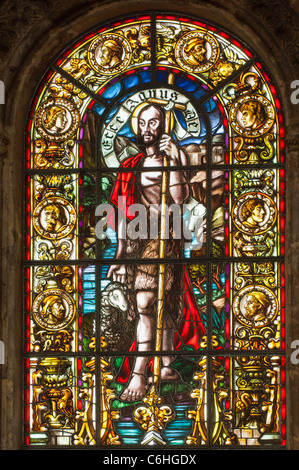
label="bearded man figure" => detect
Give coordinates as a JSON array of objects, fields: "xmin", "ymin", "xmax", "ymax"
[{"xmin": 107, "ymin": 103, "xmax": 205, "ymax": 402}]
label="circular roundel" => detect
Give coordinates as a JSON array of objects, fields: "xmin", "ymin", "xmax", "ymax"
[
  {"xmin": 35, "ymin": 98, "xmax": 80, "ymax": 142},
  {"xmin": 33, "ymin": 196, "xmax": 76, "ymax": 240},
  {"xmin": 87, "ymin": 32, "xmax": 132, "ymax": 75},
  {"xmin": 33, "ymin": 288, "xmax": 76, "ymax": 331},
  {"xmin": 232, "ymin": 191, "xmax": 277, "ymax": 235},
  {"xmin": 229, "ymin": 93, "xmax": 275, "ymax": 137},
  {"xmin": 233, "ymin": 284, "xmax": 278, "ymax": 328},
  {"xmin": 175, "ymin": 29, "xmax": 220, "ymax": 74}
]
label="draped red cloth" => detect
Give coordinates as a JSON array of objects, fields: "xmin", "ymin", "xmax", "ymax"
[
  {"xmin": 109, "ymin": 153, "xmax": 206, "ymax": 383},
  {"xmin": 109, "ymin": 153, "xmax": 145, "ymax": 227}
]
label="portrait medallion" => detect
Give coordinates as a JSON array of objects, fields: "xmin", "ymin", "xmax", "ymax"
[
  {"xmin": 229, "ymin": 93, "xmax": 275, "ymax": 137},
  {"xmin": 33, "ymin": 196, "xmax": 76, "ymax": 240},
  {"xmin": 35, "ymin": 98, "xmax": 80, "ymax": 142},
  {"xmin": 88, "ymin": 33, "xmax": 132, "ymax": 75},
  {"xmin": 233, "ymin": 285, "xmax": 278, "ymax": 328},
  {"xmin": 33, "ymin": 288, "xmax": 75, "ymax": 331},
  {"xmin": 175, "ymin": 29, "xmax": 220, "ymax": 73},
  {"xmin": 232, "ymin": 191, "xmax": 277, "ymax": 235}
]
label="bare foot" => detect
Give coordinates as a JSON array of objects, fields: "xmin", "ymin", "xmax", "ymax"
[{"xmin": 120, "ymin": 373, "xmax": 148, "ymax": 402}]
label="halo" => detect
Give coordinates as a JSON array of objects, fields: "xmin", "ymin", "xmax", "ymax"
[{"xmin": 131, "ymin": 101, "xmax": 175, "ymax": 135}]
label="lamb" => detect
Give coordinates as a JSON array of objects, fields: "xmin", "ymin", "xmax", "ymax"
[{"xmin": 99, "ymin": 282, "xmax": 133, "ymax": 351}]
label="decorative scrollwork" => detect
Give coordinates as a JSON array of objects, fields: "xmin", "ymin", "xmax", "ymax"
[
  {"xmin": 34, "ymin": 139, "xmax": 75, "ymax": 169},
  {"xmin": 235, "ymin": 262, "xmax": 276, "ymax": 290},
  {"xmin": 134, "ymin": 385, "xmax": 175, "ymax": 444}
]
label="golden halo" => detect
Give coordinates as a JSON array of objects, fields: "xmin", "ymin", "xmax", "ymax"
[{"xmin": 131, "ymin": 101, "xmax": 175, "ymax": 135}]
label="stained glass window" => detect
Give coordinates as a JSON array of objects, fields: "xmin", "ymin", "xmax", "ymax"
[{"xmin": 23, "ymin": 12, "xmax": 286, "ymax": 448}]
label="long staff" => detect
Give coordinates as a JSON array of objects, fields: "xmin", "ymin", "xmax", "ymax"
[
  {"xmin": 135, "ymin": 78, "xmax": 187, "ymax": 444},
  {"xmin": 152, "ymin": 110, "xmax": 171, "ymax": 388}
]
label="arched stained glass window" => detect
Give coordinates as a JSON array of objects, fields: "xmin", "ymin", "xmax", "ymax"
[{"xmin": 23, "ymin": 12, "xmax": 286, "ymax": 448}]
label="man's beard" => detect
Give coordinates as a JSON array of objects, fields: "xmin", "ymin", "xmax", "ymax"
[
  {"xmin": 137, "ymin": 131, "xmax": 162, "ymax": 149},
  {"xmin": 194, "ymin": 52, "xmax": 206, "ymax": 62},
  {"xmin": 46, "ymin": 221, "xmax": 56, "ymax": 232}
]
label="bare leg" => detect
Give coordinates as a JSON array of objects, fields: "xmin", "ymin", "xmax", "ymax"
[
  {"xmin": 120, "ymin": 291, "xmax": 155, "ymax": 402},
  {"xmin": 120, "ymin": 291, "xmax": 181, "ymax": 401},
  {"xmin": 148, "ymin": 314, "xmax": 181, "ymax": 384},
  {"xmin": 160, "ymin": 324, "xmax": 181, "ymax": 382}
]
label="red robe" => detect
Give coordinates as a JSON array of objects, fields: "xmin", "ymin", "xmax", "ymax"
[{"xmin": 109, "ymin": 153, "xmax": 206, "ymax": 383}]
